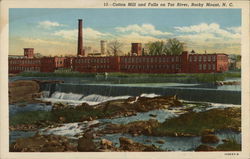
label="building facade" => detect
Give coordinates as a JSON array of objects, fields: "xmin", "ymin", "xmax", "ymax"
[{"xmin": 9, "ymin": 51, "xmax": 228, "ymax": 74}]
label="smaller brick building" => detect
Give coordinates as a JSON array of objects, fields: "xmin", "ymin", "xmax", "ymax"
[
  {"xmin": 23, "ymin": 48, "xmax": 34, "ymax": 58},
  {"xmin": 131, "ymin": 43, "xmax": 142, "ymax": 56}
]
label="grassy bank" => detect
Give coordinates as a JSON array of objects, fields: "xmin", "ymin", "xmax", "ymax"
[
  {"xmin": 216, "ymin": 138, "xmax": 241, "ymax": 151},
  {"xmin": 19, "ymin": 72, "xmax": 97, "ymax": 78},
  {"xmin": 18, "ymin": 71, "xmax": 241, "ymax": 83},
  {"xmin": 152, "ymin": 107, "xmax": 241, "ymax": 136},
  {"xmin": 10, "ymin": 108, "xmax": 112, "ymax": 125}
]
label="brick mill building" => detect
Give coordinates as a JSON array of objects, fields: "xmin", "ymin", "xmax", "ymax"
[{"xmin": 8, "ymin": 19, "xmax": 229, "ymax": 74}]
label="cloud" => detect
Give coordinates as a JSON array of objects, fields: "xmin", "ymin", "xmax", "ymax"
[
  {"xmin": 54, "ymin": 28, "xmax": 111, "ymax": 41},
  {"xmin": 116, "ymin": 24, "xmax": 172, "ymax": 36},
  {"xmin": 21, "ymin": 37, "xmax": 70, "ymax": 46},
  {"xmin": 38, "ymin": 21, "xmax": 64, "ymax": 29},
  {"xmin": 226, "ymin": 26, "xmax": 241, "ymax": 34},
  {"xmin": 175, "ymin": 23, "xmax": 240, "ymax": 40},
  {"xmin": 117, "ymin": 32, "xmax": 162, "ymax": 44},
  {"xmin": 174, "ymin": 23, "xmax": 241, "ymax": 54}
]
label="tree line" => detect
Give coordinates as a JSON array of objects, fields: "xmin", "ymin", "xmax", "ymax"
[{"xmin": 107, "ymin": 38, "xmax": 184, "ymax": 56}]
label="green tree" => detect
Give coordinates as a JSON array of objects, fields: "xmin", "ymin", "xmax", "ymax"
[
  {"xmin": 145, "ymin": 41, "xmax": 166, "ymax": 55},
  {"xmin": 165, "ymin": 38, "xmax": 184, "ymax": 55},
  {"xmin": 145, "ymin": 38, "xmax": 184, "ymax": 56}
]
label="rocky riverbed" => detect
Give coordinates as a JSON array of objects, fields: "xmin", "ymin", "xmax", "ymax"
[{"xmin": 9, "ymin": 80, "xmax": 242, "ymax": 152}]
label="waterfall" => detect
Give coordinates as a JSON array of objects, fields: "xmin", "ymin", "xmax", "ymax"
[{"xmin": 40, "ymin": 83, "xmax": 241, "ymax": 104}]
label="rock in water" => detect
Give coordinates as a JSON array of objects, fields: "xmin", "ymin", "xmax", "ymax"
[
  {"xmin": 119, "ymin": 137, "xmax": 161, "ymax": 151},
  {"xmin": 195, "ymin": 145, "xmax": 216, "ymax": 151},
  {"xmin": 119, "ymin": 137, "xmax": 134, "ymax": 145},
  {"xmin": 201, "ymin": 129, "xmax": 215, "ymax": 135},
  {"xmin": 201, "ymin": 134, "xmax": 220, "ymax": 143},
  {"xmin": 100, "ymin": 139, "xmax": 113, "ymax": 149},
  {"xmin": 10, "ymin": 134, "xmax": 77, "ymax": 152},
  {"xmin": 156, "ymin": 140, "xmax": 165, "ymax": 144},
  {"xmin": 9, "ymin": 80, "xmax": 40, "ymax": 104},
  {"xmin": 77, "ymin": 137, "xmax": 97, "ymax": 152}
]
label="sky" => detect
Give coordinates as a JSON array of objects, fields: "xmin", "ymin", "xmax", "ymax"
[{"xmin": 9, "ymin": 8, "xmax": 241, "ymax": 56}]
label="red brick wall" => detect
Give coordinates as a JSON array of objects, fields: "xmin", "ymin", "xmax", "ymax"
[
  {"xmin": 72, "ymin": 56, "xmax": 120, "ymax": 73},
  {"xmin": 120, "ymin": 55, "xmax": 182, "ymax": 74},
  {"xmin": 9, "ymin": 52, "xmax": 229, "ymax": 74},
  {"xmin": 216, "ymin": 54, "xmax": 229, "ymax": 72},
  {"xmin": 40, "ymin": 57, "xmax": 56, "ymax": 72},
  {"xmin": 9, "ymin": 58, "xmax": 41, "ymax": 73},
  {"xmin": 188, "ymin": 54, "xmax": 218, "ymax": 73}
]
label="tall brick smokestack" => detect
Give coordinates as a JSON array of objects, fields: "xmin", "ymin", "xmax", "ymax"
[{"xmin": 77, "ymin": 19, "xmax": 84, "ymax": 56}]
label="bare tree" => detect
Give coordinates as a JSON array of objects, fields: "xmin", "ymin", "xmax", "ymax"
[{"xmin": 107, "ymin": 40, "xmax": 123, "ymax": 56}]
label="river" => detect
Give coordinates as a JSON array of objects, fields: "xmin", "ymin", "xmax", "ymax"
[{"xmin": 9, "ymin": 76, "xmax": 241, "ymax": 151}]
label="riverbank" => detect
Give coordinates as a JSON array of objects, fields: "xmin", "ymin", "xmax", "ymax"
[{"xmin": 17, "ymin": 71, "xmax": 241, "ymax": 83}]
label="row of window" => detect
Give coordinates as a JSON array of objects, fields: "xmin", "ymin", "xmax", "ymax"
[
  {"xmin": 198, "ymin": 64, "xmax": 216, "ymax": 71},
  {"xmin": 74, "ymin": 65, "xmax": 111, "ymax": 69},
  {"xmin": 74, "ymin": 58, "xmax": 111, "ymax": 64},
  {"xmin": 56, "ymin": 61, "xmax": 63, "ymax": 65},
  {"xmin": 9, "ymin": 66, "xmax": 40, "ymax": 71},
  {"xmin": 189, "ymin": 55, "xmax": 216, "ymax": 62},
  {"xmin": 121, "ymin": 64, "xmax": 180, "ymax": 70},
  {"xmin": 9, "ymin": 60, "xmax": 41, "ymax": 65},
  {"xmin": 121, "ymin": 56, "xmax": 180, "ymax": 63}
]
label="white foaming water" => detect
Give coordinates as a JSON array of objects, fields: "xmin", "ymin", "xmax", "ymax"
[
  {"xmin": 51, "ymin": 92, "xmax": 84, "ymax": 100},
  {"xmin": 40, "ymin": 120, "xmax": 99, "ymax": 139},
  {"xmin": 40, "ymin": 91, "xmax": 131, "ymax": 105},
  {"xmin": 100, "ymin": 109, "xmax": 179, "ymax": 124},
  {"xmin": 40, "ymin": 91, "xmax": 162, "ymax": 106},
  {"xmin": 140, "ymin": 93, "xmax": 160, "ymax": 98},
  {"xmin": 190, "ymin": 101, "xmax": 241, "ymax": 112}
]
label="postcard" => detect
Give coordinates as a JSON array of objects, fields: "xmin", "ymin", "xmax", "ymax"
[{"xmin": 0, "ymin": 0, "xmax": 249, "ymax": 159}]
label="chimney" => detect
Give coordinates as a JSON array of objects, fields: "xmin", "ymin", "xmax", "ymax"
[
  {"xmin": 100, "ymin": 40, "xmax": 107, "ymax": 55},
  {"xmin": 77, "ymin": 19, "xmax": 84, "ymax": 56}
]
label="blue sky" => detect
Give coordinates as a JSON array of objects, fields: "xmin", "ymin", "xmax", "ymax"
[{"xmin": 9, "ymin": 8, "xmax": 241, "ymax": 56}]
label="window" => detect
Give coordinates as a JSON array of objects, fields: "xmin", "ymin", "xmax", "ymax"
[
  {"xmin": 189, "ymin": 56, "xmax": 192, "ymax": 62},
  {"xmin": 155, "ymin": 57, "xmax": 158, "ymax": 63},
  {"xmin": 199, "ymin": 64, "xmax": 202, "ymax": 70},
  {"xmin": 203, "ymin": 56, "xmax": 207, "ymax": 62},
  {"xmin": 203, "ymin": 64, "xmax": 206, "ymax": 70},
  {"xmin": 176, "ymin": 56, "xmax": 179, "ymax": 62},
  {"xmin": 212, "ymin": 64, "xmax": 216, "ymax": 70},
  {"xmin": 172, "ymin": 65, "xmax": 175, "ymax": 70},
  {"xmin": 159, "ymin": 57, "xmax": 162, "ymax": 63},
  {"xmin": 199, "ymin": 56, "xmax": 202, "ymax": 62},
  {"xmin": 208, "ymin": 64, "xmax": 211, "ymax": 70},
  {"xmin": 208, "ymin": 56, "xmax": 211, "ymax": 62},
  {"xmin": 212, "ymin": 56, "xmax": 216, "ymax": 62},
  {"xmin": 171, "ymin": 57, "xmax": 175, "ymax": 62},
  {"xmin": 194, "ymin": 56, "xmax": 197, "ymax": 62}
]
